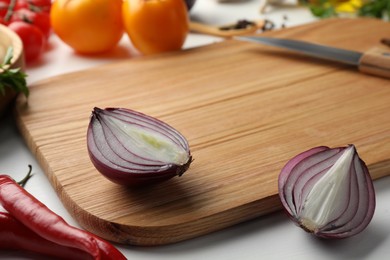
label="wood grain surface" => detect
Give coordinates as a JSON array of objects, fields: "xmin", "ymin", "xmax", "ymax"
[{"xmin": 14, "ymin": 18, "xmax": 390, "ymax": 246}]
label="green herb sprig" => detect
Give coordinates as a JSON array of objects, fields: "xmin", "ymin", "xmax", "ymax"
[
  {"xmin": 304, "ymin": 0, "xmax": 338, "ymax": 18},
  {"xmin": 301, "ymin": 0, "xmax": 390, "ymax": 19},
  {"xmin": 0, "ymin": 47, "xmax": 28, "ymax": 97},
  {"xmin": 359, "ymin": 0, "xmax": 390, "ymax": 19}
]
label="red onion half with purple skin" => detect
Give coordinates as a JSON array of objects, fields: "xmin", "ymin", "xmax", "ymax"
[
  {"xmin": 278, "ymin": 144, "xmax": 376, "ymax": 239},
  {"xmin": 87, "ymin": 107, "xmax": 192, "ymax": 186}
]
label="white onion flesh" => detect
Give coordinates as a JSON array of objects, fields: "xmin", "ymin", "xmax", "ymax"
[
  {"xmin": 87, "ymin": 107, "xmax": 192, "ymax": 186},
  {"xmin": 278, "ymin": 145, "xmax": 375, "ymax": 239}
]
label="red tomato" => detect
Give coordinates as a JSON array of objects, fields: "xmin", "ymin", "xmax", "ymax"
[
  {"xmin": 13, "ymin": 0, "xmax": 51, "ymax": 11},
  {"xmin": 8, "ymin": 8, "xmax": 51, "ymax": 39},
  {"xmin": 31, "ymin": 9, "xmax": 50, "ymax": 38},
  {"xmin": 8, "ymin": 21, "xmax": 45, "ymax": 62},
  {"xmin": 122, "ymin": 0, "xmax": 189, "ymax": 55},
  {"xmin": 14, "ymin": 0, "xmax": 29, "ymax": 10},
  {"xmin": 0, "ymin": 0, "xmax": 10, "ymax": 17}
]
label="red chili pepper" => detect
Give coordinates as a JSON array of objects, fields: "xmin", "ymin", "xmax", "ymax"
[
  {"xmin": 0, "ymin": 211, "xmax": 92, "ymax": 259},
  {"xmin": 0, "ymin": 174, "xmax": 127, "ymax": 260}
]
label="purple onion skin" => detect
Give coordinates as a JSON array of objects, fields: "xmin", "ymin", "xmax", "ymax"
[
  {"xmin": 87, "ymin": 107, "xmax": 192, "ymax": 186},
  {"xmin": 278, "ymin": 145, "xmax": 376, "ymax": 239}
]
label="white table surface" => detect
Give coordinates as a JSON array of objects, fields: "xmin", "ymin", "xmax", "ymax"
[{"xmin": 1, "ymin": 1, "xmax": 390, "ymax": 259}]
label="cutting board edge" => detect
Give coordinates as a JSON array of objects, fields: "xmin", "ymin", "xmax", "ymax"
[
  {"xmin": 58, "ymin": 158, "xmax": 390, "ymax": 246},
  {"xmin": 68, "ymin": 192, "xmax": 282, "ymax": 246}
]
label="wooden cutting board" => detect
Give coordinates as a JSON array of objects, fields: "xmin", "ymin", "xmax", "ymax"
[{"xmin": 14, "ymin": 18, "xmax": 390, "ymax": 246}]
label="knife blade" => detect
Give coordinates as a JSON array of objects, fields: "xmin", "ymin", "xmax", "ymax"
[{"xmin": 235, "ymin": 36, "xmax": 390, "ymax": 79}]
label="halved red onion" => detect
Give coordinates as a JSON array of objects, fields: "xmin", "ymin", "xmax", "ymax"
[
  {"xmin": 87, "ymin": 107, "xmax": 192, "ymax": 186},
  {"xmin": 278, "ymin": 144, "xmax": 376, "ymax": 239}
]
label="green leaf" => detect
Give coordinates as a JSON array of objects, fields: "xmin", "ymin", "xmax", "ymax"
[
  {"xmin": 358, "ymin": 0, "xmax": 390, "ymax": 18},
  {"xmin": 0, "ymin": 47, "xmax": 28, "ymax": 98},
  {"xmin": 0, "ymin": 83, "xmax": 5, "ymax": 96},
  {"xmin": 309, "ymin": 5, "xmax": 337, "ymax": 18},
  {"xmin": 302, "ymin": 0, "xmax": 338, "ymax": 18},
  {"xmin": 3, "ymin": 46, "xmax": 13, "ymax": 66},
  {"xmin": 9, "ymin": 68, "xmax": 21, "ymax": 73}
]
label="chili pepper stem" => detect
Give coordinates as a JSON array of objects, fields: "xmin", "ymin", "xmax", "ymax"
[{"xmin": 17, "ymin": 165, "xmax": 33, "ymax": 187}]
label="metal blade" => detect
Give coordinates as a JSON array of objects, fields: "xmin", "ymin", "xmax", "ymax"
[{"xmin": 235, "ymin": 36, "xmax": 363, "ymax": 66}]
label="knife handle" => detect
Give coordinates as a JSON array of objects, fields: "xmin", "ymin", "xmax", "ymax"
[{"xmin": 359, "ymin": 47, "xmax": 390, "ymax": 79}]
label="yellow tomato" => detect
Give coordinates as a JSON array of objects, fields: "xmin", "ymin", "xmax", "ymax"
[
  {"xmin": 51, "ymin": 0, "xmax": 124, "ymax": 54},
  {"xmin": 122, "ymin": 0, "xmax": 189, "ymax": 55}
]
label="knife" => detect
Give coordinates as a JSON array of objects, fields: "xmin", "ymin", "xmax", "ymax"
[{"xmin": 235, "ymin": 36, "xmax": 390, "ymax": 79}]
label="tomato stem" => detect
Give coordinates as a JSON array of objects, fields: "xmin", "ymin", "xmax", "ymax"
[{"xmin": 4, "ymin": 0, "xmax": 17, "ymax": 22}]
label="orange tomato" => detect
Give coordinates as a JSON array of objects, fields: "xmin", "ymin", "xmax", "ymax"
[
  {"xmin": 122, "ymin": 0, "xmax": 189, "ymax": 55},
  {"xmin": 50, "ymin": 0, "xmax": 124, "ymax": 54}
]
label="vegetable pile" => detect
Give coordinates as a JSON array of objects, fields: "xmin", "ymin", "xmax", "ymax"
[
  {"xmin": 0, "ymin": 0, "xmax": 51, "ymax": 63},
  {"xmin": 1, "ymin": 0, "xmax": 192, "ymax": 58},
  {"xmin": 49, "ymin": 0, "xmax": 190, "ymax": 55},
  {"xmin": 0, "ymin": 167, "xmax": 127, "ymax": 259},
  {"xmin": 301, "ymin": 0, "xmax": 390, "ymax": 19}
]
